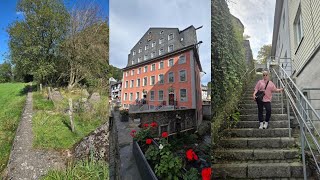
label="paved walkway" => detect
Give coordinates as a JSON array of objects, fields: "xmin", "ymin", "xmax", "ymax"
[
  {"xmin": 114, "ymin": 111, "xmax": 142, "ymax": 180},
  {"xmin": 6, "ymin": 90, "xmax": 65, "ymax": 180}
]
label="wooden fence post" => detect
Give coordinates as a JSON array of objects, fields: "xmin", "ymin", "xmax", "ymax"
[{"xmin": 68, "ymin": 98, "xmax": 75, "ymax": 132}]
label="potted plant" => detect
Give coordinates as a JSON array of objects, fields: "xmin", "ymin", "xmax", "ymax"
[{"xmin": 120, "ymin": 109, "xmax": 129, "ymax": 122}]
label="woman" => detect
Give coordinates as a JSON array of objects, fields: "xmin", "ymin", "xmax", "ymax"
[{"xmin": 252, "ymin": 70, "xmax": 284, "ymax": 129}]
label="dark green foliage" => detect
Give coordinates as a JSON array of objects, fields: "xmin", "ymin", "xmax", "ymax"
[
  {"xmin": 107, "ymin": 65, "xmax": 122, "ymax": 81},
  {"xmin": 211, "ymin": 0, "xmax": 246, "ymax": 144},
  {"xmin": 0, "ymin": 61, "xmax": 13, "ymax": 83}
]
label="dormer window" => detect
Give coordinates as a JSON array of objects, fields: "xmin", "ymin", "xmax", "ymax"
[
  {"xmin": 159, "ymin": 48, "xmax": 164, "ymax": 55},
  {"xmin": 145, "ymin": 44, "xmax": 149, "ymax": 50},
  {"xmin": 152, "ymin": 41, "xmax": 156, "ymax": 47},
  {"xmin": 160, "ymin": 30, "xmax": 164, "ymax": 34},
  {"xmin": 139, "ymin": 48, "xmax": 142, "ymax": 53},
  {"xmin": 138, "ymin": 57, "xmax": 141, "ymax": 62},
  {"xmin": 133, "ymin": 51, "xmax": 136, "ymax": 56},
  {"xmin": 139, "ymin": 41, "xmax": 142, "ymax": 44},
  {"xmin": 132, "ymin": 59, "xmax": 135, "ymax": 64},
  {"xmin": 144, "ymin": 55, "xmax": 148, "ymax": 60},
  {"xmin": 148, "ymin": 31, "xmax": 152, "ymax": 34},
  {"xmin": 168, "ymin": 44, "xmax": 174, "ymax": 52}
]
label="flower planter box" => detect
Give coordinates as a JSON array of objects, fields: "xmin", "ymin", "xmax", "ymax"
[
  {"xmin": 120, "ymin": 114, "xmax": 129, "ymax": 122},
  {"xmin": 132, "ymin": 140, "xmax": 158, "ymax": 180}
]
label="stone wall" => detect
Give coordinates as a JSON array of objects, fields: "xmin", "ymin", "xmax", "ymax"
[
  {"xmin": 202, "ymin": 104, "xmax": 211, "ymax": 120},
  {"xmin": 129, "ymin": 109, "xmax": 196, "ymax": 135}
]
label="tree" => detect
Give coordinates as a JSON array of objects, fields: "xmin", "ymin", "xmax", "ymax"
[
  {"xmin": 0, "ymin": 61, "xmax": 13, "ymax": 83},
  {"xmin": 257, "ymin": 44, "xmax": 272, "ymax": 64},
  {"xmin": 59, "ymin": 3, "xmax": 109, "ymax": 89},
  {"xmin": 8, "ymin": 0, "xmax": 69, "ymax": 85}
]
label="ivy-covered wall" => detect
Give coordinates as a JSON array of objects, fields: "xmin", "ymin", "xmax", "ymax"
[{"xmin": 211, "ymin": 0, "xmax": 247, "ymax": 145}]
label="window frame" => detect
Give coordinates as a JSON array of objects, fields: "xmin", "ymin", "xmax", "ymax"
[
  {"xmin": 158, "ymin": 74, "xmax": 164, "ymax": 84},
  {"xmin": 158, "ymin": 90, "xmax": 164, "ymax": 101},
  {"xmin": 168, "ymin": 72, "xmax": 174, "ymax": 83},
  {"xmin": 180, "ymin": 89, "xmax": 187, "ymax": 102},
  {"xmin": 179, "ymin": 70, "xmax": 187, "ymax": 82},
  {"xmin": 178, "ymin": 54, "xmax": 186, "ymax": 64}
]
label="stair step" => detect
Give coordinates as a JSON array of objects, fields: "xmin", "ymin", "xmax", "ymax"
[
  {"xmin": 240, "ymin": 108, "xmax": 285, "ymax": 115},
  {"xmin": 239, "ymin": 103, "xmax": 283, "ymax": 108},
  {"xmin": 215, "ymin": 149, "xmax": 299, "ymax": 161},
  {"xmin": 219, "ymin": 137, "xmax": 296, "ymax": 148},
  {"xmin": 224, "ymin": 128, "xmax": 291, "ymax": 137},
  {"xmin": 236, "ymin": 120, "xmax": 288, "ymax": 128},
  {"xmin": 213, "ymin": 162, "xmax": 308, "ymax": 178},
  {"xmin": 240, "ymin": 114, "xmax": 287, "ymax": 121},
  {"xmin": 242, "ymin": 99, "xmax": 282, "ymax": 104}
]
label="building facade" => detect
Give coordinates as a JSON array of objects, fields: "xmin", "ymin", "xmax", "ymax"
[
  {"xmin": 121, "ymin": 26, "xmax": 203, "ymax": 122},
  {"xmin": 272, "ymin": 0, "xmax": 320, "ymax": 119},
  {"xmin": 110, "ymin": 81, "xmax": 122, "ymax": 100}
]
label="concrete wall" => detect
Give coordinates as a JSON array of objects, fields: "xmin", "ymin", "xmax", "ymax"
[
  {"xmin": 129, "ymin": 109, "xmax": 196, "ymax": 135},
  {"xmin": 202, "ymin": 104, "xmax": 211, "ymax": 120}
]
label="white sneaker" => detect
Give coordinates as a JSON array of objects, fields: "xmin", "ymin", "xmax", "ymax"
[
  {"xmin": 263, "ymin": 122, "xmax": 268, "ymax": 129},
  {"xmin": 259, "ymin": 122, "xmax": 264, "ymax": 129}
]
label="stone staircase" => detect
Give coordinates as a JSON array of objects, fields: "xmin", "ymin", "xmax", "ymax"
[{"xmin": 213, "ymin": 80, "xmax": 311, "ymax": 179}]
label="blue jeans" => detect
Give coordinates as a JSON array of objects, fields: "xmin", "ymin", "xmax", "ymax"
[{"xmin": 257, "ymin": 101, "xmax": 271, "ymax": 122}]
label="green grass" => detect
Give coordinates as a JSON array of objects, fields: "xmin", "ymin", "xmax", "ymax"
[
  {"xmin": 0, "ymin": 83, "xmax": 27, "ymax": 173},
  {"xmin": 32, "ymin": 91, "xmax": 107, "ymax": 149},
  {"xmin": 42, "ymin": 159, "xmax": 109, "ymax": 180}
]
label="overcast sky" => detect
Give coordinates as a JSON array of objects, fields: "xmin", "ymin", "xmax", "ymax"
[
  {"xmin": 109, "ymin": 0, "xmax": 211, "ymax": 84},
  {"xmin": 228, "ymin": 0, "xmax": 276, "ymax": 59}
]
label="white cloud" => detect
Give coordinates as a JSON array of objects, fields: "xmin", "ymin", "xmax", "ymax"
[
  {"xmin": 16, "ymin": 11, "xmax": 24, "ymax": 15},
  {"xmin": 109, "ymin": 0, "xmax": 211, "ymax": 84},
  {"xmin": 228, "ymin": 0, "xmax": 276, "ymax": 59}
]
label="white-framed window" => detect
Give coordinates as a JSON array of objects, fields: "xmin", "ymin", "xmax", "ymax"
[
  {"xmin": 151, "ymin": 64, "xmax": 156, "ymax": 71},
  {"xmin": 168, "ymin": 72, "xmax": 174, "ymax": 83},
  {"xmin": 132, "ymin": 59, "xmax": 135, "ymax": 64},
  {"xmin": 159, "ymin": 48, "xmax": 164, "ymax": 55},
  {"xmin": 178, "ymin": 55, "xmax": 186, "ymax": 64},
  {"xmin": 168, "ymin": 44, "xmax": 174, "ymax": 52},
  {"xmin": 137, "ymin": 78, "xmax": 140, "ymax": 87},
  {"xmin": 136, "ymin": 92, "xmax": 140, "ymax": 100},
  {"xmin": 158, "ymin": 90, "xmax": 164, "ymax": 101},
  {"xmin": 138, "ymin": 57, "xmax": 141, "ymax": 63},
  {"xmin": 294, "ymin": 5, "xmax": 303, "ymax": 47},
  {"xmin": 145, "ymin": 44, "xmax": 149, "ymax": 50},
  {"xmin": 138, "ymin": 68, "xmax": 141, "ymax": 74},
  {"xmin": 168, "ymin": 33, "xmax": 174, "ymax": 41},
  {"xmin": 139, "ymin": 48, "xmax": 142, "ymax": 53},
  {"xmin": 144, "ymin": 66, "xmax": 148, "ymax": 73},
  {"xmin": 168, "ymin": 58, "xmax": 174, "ymax": 67},
  {"xmin": 151, "ymin": 52, "xmax": 155, "ymax": 58},
  {"xmin": 130, "ymin": 93, "xmax": 133, "ymax": 101},
  {"xmin": 159, "ymin": 38, "xmax": 164, "ymax": 44},
  {"xmin": 150, "ymin": 91, "xmax": 155, "ymax": 101},
  {"xmin": 124, "ymin": 93, "xmax": 128, "ymax": 100},
  {"xmin": 158, "ymin": 74, "xmax": 164, "ymax": 84},
  {"xmin": 130, "ymin": 80, "xmax": 134, "ymax": 88},
  {"xmin": 152, "ymin": 41, "xmax": 156, "ymax": 47},
  {"xmin": 148, "ymin": 31, "xmax": 152, "ymax": 35},
  {"xmin": 139, "ymin": 41, "xmax": 142, "ymax": 44},
  {"xmin": 125, "ymin": 81, "xmax": 128, "ymax": 88},
  {"xmin": 150, "ymin": 76, "xmax": 155, "ymax": 85},
  {"xmin": 179, "ymin": 70, "xmax": 186, "ymax": 82},
  {"xmin": 133, "ymin": 51, "xmax": 136, "ymax": 56},
  {"xmin": 180, "ymin": 89, "xmax": 187, "ymax": 102},
  {"xmin": 131, "ymin": 70, "xmax": 134, "ymax": 75},
  {"xmin": 144, "ymin": 55, "xmax": 148, "ymax": 60},
  {"xmin": 126, "ymin": 71, "xmax": 128, "ymax": 77},
  {"xmin": 143, "ymin": 77, "xmax": 147, "ymax": 86},
  {"xmin": 159, "ymin": 61, "xmax": 164, "ymax": 69},
  {"xmin": 160, "ymin": 30, "xmax": 164, "ymax": 34}
]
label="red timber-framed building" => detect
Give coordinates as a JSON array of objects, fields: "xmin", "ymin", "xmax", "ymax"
[{"xmin": 121, "ymin": 26, "xmax": 204, "ymax": 122}]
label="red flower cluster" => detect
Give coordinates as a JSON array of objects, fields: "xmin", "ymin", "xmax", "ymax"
[
  {"xmin": 130, "ymin": 130, "xmax": 136, "ymax": 137},
  {"xmin": 143, "ymin": 123, "xmax": 149, "ymax": 128},
  {"xmin": 161, "ymin": 132, "xmax": 168, "ymax": 138},
  {"xmin": 146, "ymin": 138, "xmax": 152, "ymax": 145},
  {"xmin": 186, "ymin": 149, "xmax": 198, "ymax": 161},
  {"xmin": 150, "ymin": 122, "xmax": 158, "ymax": 127},
  {"xmin": 201, "ymin": 167, "xmax": 212, "ymax": 180}
]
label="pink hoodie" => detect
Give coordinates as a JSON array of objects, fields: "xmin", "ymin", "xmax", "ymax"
[{"xmin": 254, "ymin": 80, "xmax": 277, "ymax": 102}]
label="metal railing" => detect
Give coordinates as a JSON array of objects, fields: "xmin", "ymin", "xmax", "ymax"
[{"xmin": 269, "ymin": 64, "xmax": 320, "ymax": 179}]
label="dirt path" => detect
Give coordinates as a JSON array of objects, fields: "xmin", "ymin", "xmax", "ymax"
[{"xmin": 5, "ymin": 90, "xmax": 65, "ymax": 180}]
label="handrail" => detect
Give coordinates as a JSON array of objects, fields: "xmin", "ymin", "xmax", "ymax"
[{"xmin": 270, "ymin": 65, "xmax": 320, "ymax": 179}]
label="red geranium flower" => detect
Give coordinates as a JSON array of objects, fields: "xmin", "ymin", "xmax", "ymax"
[
  {"xmin": 150, "ymin": 122, "xmax": 158, "ymax": 128},
  {"xmin": 130, "ymin": 130, "xmax": 136, "ymax": 137},
  {"xmin": 201, "ymin": 167, "xmax": 212, "ymax": 180},
  {"xmin": 186, "ymin": 149, "xmax": 198, "ymax": 161},
  {"xmin": 146, "ymin": 138, "xmax": 152, "ymax": 145},
  {"xmin": 143, "ymin": 123, "xmax": 149, "ymax": 128},
  {"xmin": 161, "ymin": 132, "xmax": 168, "ymax": 138}
]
